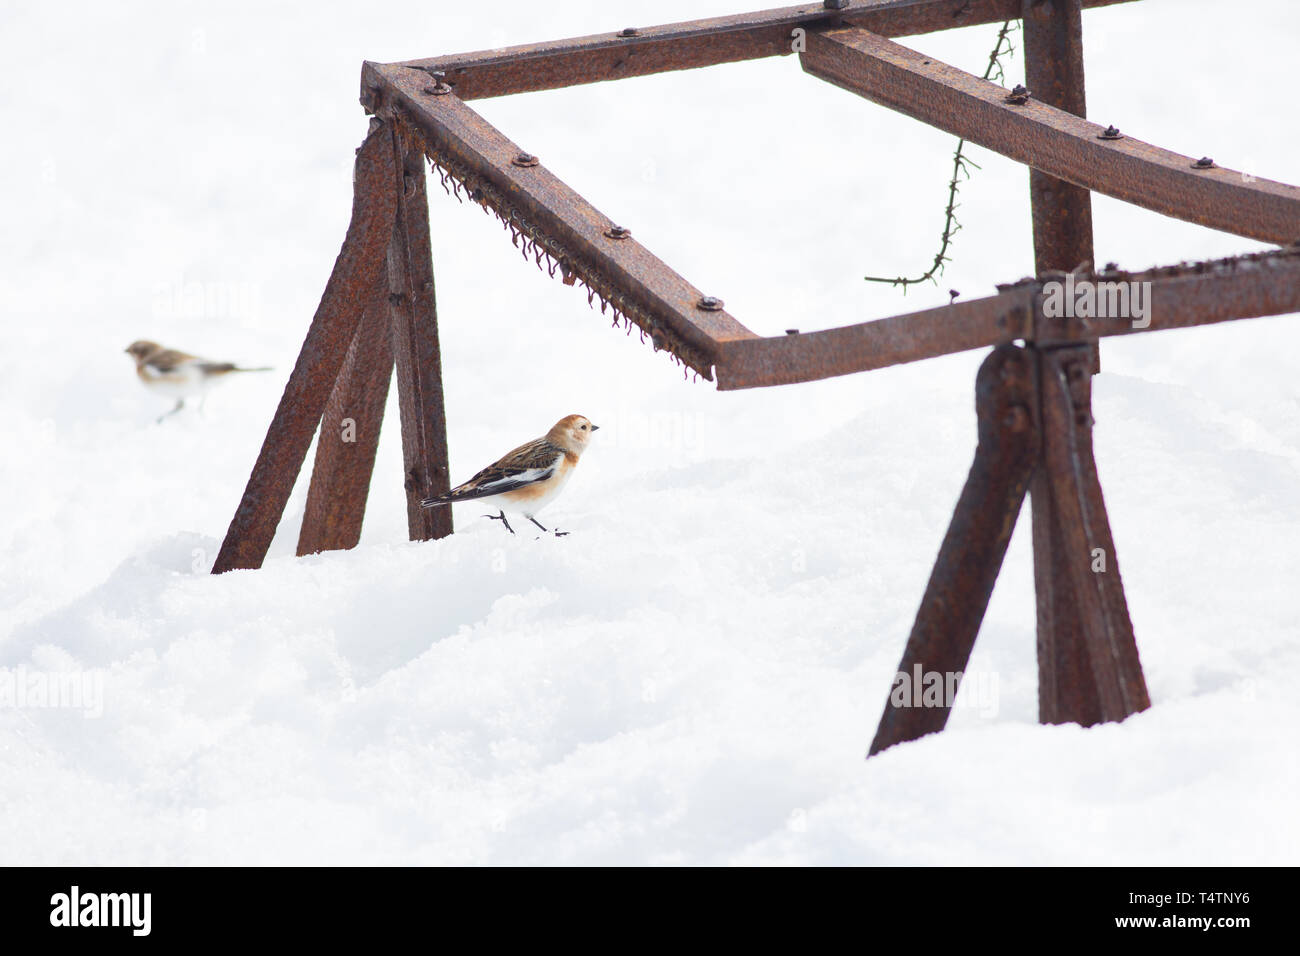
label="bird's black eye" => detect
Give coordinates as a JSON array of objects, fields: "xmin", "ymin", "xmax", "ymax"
[{"xmin": 581, "ymin": 424, "xmax": 587, "ymax": 430}]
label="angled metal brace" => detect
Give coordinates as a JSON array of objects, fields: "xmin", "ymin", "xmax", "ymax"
[
  {"xmin": 870, "ymin": 337, "xmax": 1151, "ymax": 755},
  {"xmin": 297, "ymin": 286, "xmax": 395, "ymax": 556},
  {"xmin": 870, "ymin": 345, "xmax": 1039, "ymax": 755},
  {"xmin": 213, "ymin": 122, "xmax": 398, "ymax": 574},
  {"xmin": 1032, "ymin": 343, "xmax": 1150, "ymax": 722},
  {"xmin": 387, "ymin": 123, "xmax": 454, "ymax": 541}
]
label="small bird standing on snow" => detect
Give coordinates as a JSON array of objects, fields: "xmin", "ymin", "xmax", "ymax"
[
  {"xmin": 421, "ymin": 414, "xmax": 599, "ymax": 536},
  {"xmin": 124, "ymin": 340, "xmax": 272, "ymax": 422}
]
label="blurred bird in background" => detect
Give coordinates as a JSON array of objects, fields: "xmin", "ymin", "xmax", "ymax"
[
  {"xmin": 420, "ymin": 414, "xmax": 599, "ymax": 536},
  {"xmin": 124, "ymin": 340, "xmax": 272, "ymax": 422}
]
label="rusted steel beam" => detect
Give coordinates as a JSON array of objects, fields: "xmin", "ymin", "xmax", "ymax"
[
  {"xmin": 715, "ymin": 288, "xmax": 1034, "ymax": 389},
  {"xmin": 363, "ymin": 63, "xmax": 759, "ymax": 379},
  {"xmin": 1034, "ymin": 343, "xmax": 1150, "ymax": 721},
  {"xmin": 716, "ymin": 248, "xmax": 1300, "ymax": 391},
  {"xmin": 1034, "ymin": 247, "xmax": 1300, "ymax": 342},
  {"xmin": 213, "ymin": 122, "xmax": 397, "ymax": 574},
  {"xmin": 389, "ymin": 0, "xmax": 1136, "ymax": 101},
  {"xmin": 1021, "ymin": 0, "xmax": 1097, "ymax": 372},
  {"xmin": 388, "ymin": 124, "xmax": 454, "ymax": 541},
  {"xmin": 296, "ymin": 295, "xmax": 394, "ymax": 557},
  {"xmin": 802, "ymin": 27, "xmax": 1300, "ymax": 245},
  {"xmin": 1023, "ymin": 0, "xmax": 1093, "ymax": 274},
  {"xmin": 1030, "ymin": 459, "xmax": 1102, "ymax": 725},
  {"xmin": 869, "ymin": 345, "xmax": 1039, "ymax": 756}
]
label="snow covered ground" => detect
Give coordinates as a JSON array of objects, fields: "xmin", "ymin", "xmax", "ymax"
[{"xmin": 2, "ymin": 0, "xmax": 1297, "ymax": 864}]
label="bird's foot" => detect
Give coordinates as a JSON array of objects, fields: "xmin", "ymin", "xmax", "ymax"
[
  {"xmin": 528, "ymin": 516, "xmax": 569, "ymax": 537},
  {"xmin": 485, "ymin": 510, "xmax": 515, "ymax": 534}
]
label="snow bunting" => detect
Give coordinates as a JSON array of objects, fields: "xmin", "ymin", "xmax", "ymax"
[
  {"xmin": 124, "ymin": 340, "xmax": 272, "ymax": 422},
  {"xmin": 420, "ymin": 414, "xmax": 599, "ymax": 535}
]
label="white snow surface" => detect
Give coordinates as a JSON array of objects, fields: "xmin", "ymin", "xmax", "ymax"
[{"xmin": 2, "ymin": 0, "xmax": 1298, "ymax": 864}]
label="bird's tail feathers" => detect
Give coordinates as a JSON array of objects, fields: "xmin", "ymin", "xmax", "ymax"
[{"xmin": 421, "ymin": 485, "xmax": 498, "ymax": 508}]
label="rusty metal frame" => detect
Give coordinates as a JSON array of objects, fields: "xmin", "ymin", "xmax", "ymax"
[{"xmin": 214, "ymin": 0, "xmax": 1300, "ymax": 757}]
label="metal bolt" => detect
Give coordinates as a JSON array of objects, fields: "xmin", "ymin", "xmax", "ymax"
[
  {"xmin": 512, "ymin": 153, "xmax": 540, "ymax": 167},
  {"xmin": 1192, "ymin": 156, "xmax": 1215, "ymax": 169},
  {"xmin": 824, "ymin": 0, "xmax": 850, "ymax": 7},
  {"xmin": 423, "ymin": 83, "xmax": 451, "ymax": 96},
  {"xmin": 604, "ymin": 225, "xmax": 631, "ymax": 240},
  {"xmin": 697, "ymin": 296, "xmax": 724, "ymax": 311},
  {"xmin": 618, "ymin": 27, "xmax": 639, "ymax": 37},
  {"xmin": 1006, "ymin": 84, "xmax": 1031, "ymax": 105},
  {"xmin": 1098, "ymin": 125, "xmax": 1122, "ymax": 140},
  {"xmin": 785, "ymin": 328, "xmax": 799, "ymax": 335}
]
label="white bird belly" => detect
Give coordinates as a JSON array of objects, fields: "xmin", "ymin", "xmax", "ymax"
[{"xmin": 486, "ymin": 466, "xmax": 573, "ymax": 518}]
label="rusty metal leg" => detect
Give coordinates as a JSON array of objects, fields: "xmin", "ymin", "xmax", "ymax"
[
  {"xmin": 869, "ymin": 346, "xmax": 1039, "ymax": 756},
  {"xmin": 1032, "ymin": 344, "xmax": 1150, "ymax": 722},
  {"xmin": 212, "ymin": 122, "xmax": 398, "ymax": 574},
  {"xmin": 1030, "ymin": 454, "xmax": 1101, "ymax": 724},
  {"xmin": 1023, "ymin": 0, "xmax": 1099, "ymax": 373},
  {"xmin": 387, "ymin": 124, "xmax": 453, "ymax": 541},
  {"xmin": 296, "ymin": 296, "xmax": 395, "ymax": 556}
]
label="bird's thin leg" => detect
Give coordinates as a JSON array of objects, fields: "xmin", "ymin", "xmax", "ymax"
[
  {"xmin": 484, "ymin": 510, "xmax": 515, "ymax": 534},
  {"xmin": 156, "ymin": 399, "xmax": 184, "ymax": 424},
  {"xmin": 528, "ymin": 516, "xmax": 569, "ymax": 537}
]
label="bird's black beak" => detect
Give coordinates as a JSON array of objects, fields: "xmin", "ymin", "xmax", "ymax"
[{"xmin": 591, "ymin": 424, "xmax": 600, "ymax": 431}]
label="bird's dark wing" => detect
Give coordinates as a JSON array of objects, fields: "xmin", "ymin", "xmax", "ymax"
[
  {"xmin": 144, "ymin": 348, "xmax": 200, "ymax": 373},
  {"xmin": 422, "ymin": 438, "xmax": 563, "ymax": 505}
]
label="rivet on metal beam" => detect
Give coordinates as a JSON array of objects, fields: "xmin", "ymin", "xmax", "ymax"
[
  {"xmin": 824, "ymin": 0, "xmax": 850, "ymax": 8},
  {"xmin": 1098, "ymin": 125, "xmax": 1123, "ymax": 141},
  {"xmin": 618, "ymin": 27, "xmax": 640, "ymax": 37},
  {"xmin": 698, "ymin": 296, "xmax": 724, "ymax": 311},
  {"xmin": 1192, "ymin": 157, "xmax": 1215, "ymax": 169},
  {"xmin": 423, "ymin": 71, "xmax": 452, "ymax": 95},
  {"xmin": 512, "ymin": 153, "xmax": 540, "ymax": 167},
  {"xmin": 1005, "ymin": 84, "xmax": 1031, "ymax": 105},
  {"xmin": 785, "ymin": 328, "xmax": 799, "ymax": 335},
  {"xmin": 604, "ymin": 225, "xmax": 632, "ymax": 240}
]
